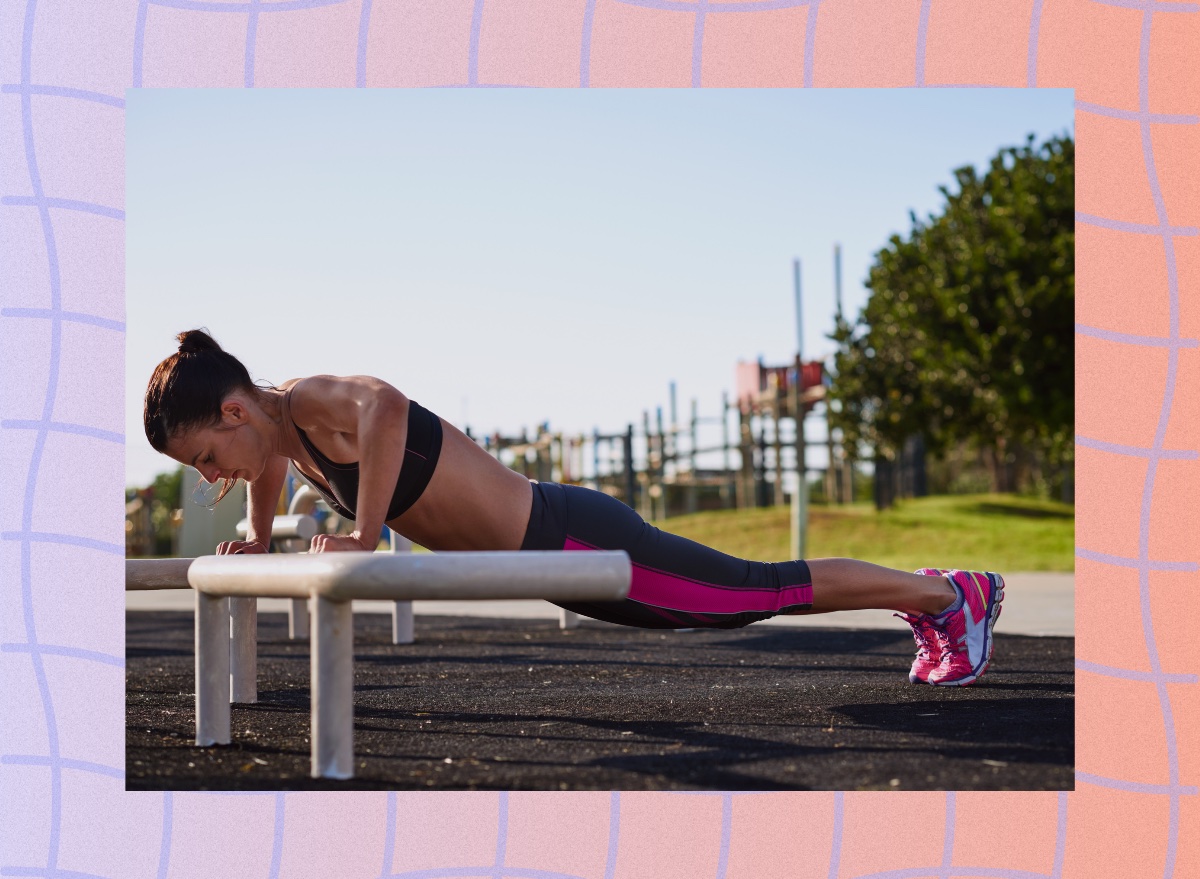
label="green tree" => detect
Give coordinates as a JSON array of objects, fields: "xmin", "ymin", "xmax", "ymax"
[
  {"xmin": 150, "ymin": 466, "xmax": 183, "ymax": 554},
  {"xmin": 829, "ymin": 133, "xmax": 1074, "ymax": 495}
]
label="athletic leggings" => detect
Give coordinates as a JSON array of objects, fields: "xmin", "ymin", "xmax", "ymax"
[{"xmin": 520, "ymin": 481, "xmax": 813, "ymax": 629}]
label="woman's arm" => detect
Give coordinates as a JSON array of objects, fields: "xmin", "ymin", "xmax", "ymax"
[
  {"xmin": 246, "ymin": 454, "xmax": 290, "ymax": 547},
  {"xmin": 216, "ymin": 453, "xmax": 288, "ymax": 555},
  {"xmin": 290, "ymin": 375, "xmax": 409, "ymax": 552}
]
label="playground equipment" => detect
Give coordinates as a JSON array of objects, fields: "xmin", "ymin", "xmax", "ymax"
[
  {"xmin": 482, "ymin": 360, "xmax": 833, "ymax": 527},
  {"xmin": 126, "ymin": 551, "xmax": 631, "ymax": 779}
]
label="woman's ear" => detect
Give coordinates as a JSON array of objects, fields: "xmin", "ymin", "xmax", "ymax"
[{"xmin": 220, "ymin": 396, "xmax": 248, "ymax": 425}]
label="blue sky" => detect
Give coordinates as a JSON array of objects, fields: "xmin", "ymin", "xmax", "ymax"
[{"xmin": 126, "ymin": 88, "xmax": 1073, "ymax": 487}]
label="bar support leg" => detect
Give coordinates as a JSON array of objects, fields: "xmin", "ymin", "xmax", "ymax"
[
  {"xmin": 559, "ymin": 608, "xmax": 580, "ymax": 630},
  {"xmin": 195, "ymin": 592, "xmax": 231, "ymax": 746},
  {"xmin": 289, "ymin": 597, "xmax": 309, "ymax": 640},
  {"xmin": 311, "ymin": 595, "xmax": 354, "ymax": 779},
  {"xmin": 230, "ymin": 596, "xmax": 257, "ymax": 703},
  {"xmin": 388, "ymin": 531, "xmax": 415, "ymax": 644},
  {"xmin": 392, "ymin": 601, "xmax": 414, "ymax": 644}
]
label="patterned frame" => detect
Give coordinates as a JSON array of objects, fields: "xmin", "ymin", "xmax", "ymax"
[{"xmin": 1, "ymin": 1, "xmax": 1197, "ymax": 877}]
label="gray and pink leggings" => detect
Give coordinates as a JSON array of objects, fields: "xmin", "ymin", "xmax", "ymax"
[{"xmin": 520, "ymin": 481, "xmax": 813, "ymax": 629}]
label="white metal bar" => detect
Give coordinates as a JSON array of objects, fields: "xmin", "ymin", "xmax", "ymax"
[
  {"xmin": 188, "ymin": 551, "xmax": 631, "ymax": 602},
  {"xmin": 235, "ymin": 514, "xmax": 319, "ymax": 543},
  {"xmin": 391, "ymin": 601, "xmax": 414, "ymax": 644},
  {"xmin": 559, "ymin": 608, "xmax": 580, "ymax": 629},
  {"xmin": 311, "ymin": 596, "xmax": 354, "ymax": 779},
  {"xmin": 389, "ymin": 531, "xmax": 415, "ymax": 645},
  {"xmin": 126, "ymin": 558, "xmax": 192, "ymax": 590},
  {"xmin": 179, "ymin": 549, "xmax": 631, "ymax": 773},
  {"xmin": 229, "ymin": 596, "xmax": 257, "ymax": 703},
  {"xmin": 287, "ymin": 483, "xmax": 324, "ymax": 516},
  {"xmin": 195, "ymin": 592, "xmax": 231, "ymax": 746},
  {"xmin": 288, "ymin": 597, "xmax": 310, "ymax": 640}
]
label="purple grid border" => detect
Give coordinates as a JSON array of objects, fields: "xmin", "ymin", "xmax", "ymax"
[{"xmin": 1, "ymin": 0, "xmax": 1196, "ymax": 877}]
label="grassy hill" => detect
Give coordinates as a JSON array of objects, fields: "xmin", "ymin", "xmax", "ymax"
[{"xmin": 654, "ymin": 493, "xmax": 1074, "ymax": 573}]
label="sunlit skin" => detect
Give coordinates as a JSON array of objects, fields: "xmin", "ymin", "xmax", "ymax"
[
  {"xmin": 163, "ymin": 375, "xmax": 533, "ymax": 556},
  {"xmin": 161, "ymin": 374, "xmax": 955, "ymax": 616}
]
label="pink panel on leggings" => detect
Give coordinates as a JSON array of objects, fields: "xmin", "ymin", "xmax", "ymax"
[{"xmin": 563, "ymin": 538, "xmax": 812, "ymax": 614}]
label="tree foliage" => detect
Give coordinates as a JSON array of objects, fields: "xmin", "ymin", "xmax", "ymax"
[
  {"xmin": 150, "ymin": 466, "xmax": 183, "ymax": 551},
  {"xmin": 829, "ymin": 133, "xmax": 1073, "ymax": 492}
]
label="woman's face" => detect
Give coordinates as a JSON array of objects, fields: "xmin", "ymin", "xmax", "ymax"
[{"xmin": 163, "ymin": 398, "xmax": 267, "ymax": 486}]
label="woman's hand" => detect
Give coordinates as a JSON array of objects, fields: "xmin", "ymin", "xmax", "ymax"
[
  {"xmin": 308, "ymin": 532, "xmax": 374, "ymax": 553},
  {"xmin": 216, "ymin": 539, "xmax": 268, "ymax": 555}
]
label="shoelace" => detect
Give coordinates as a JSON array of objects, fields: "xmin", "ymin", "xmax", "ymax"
[
  {"xmin": 935, "ymin": 628, "xmax": 966, "ymax": 656},
  {"xmin": 913, "ymin": 629, "xmax": 934, "ymax": 658},
  {"xmin": 895, "ymin": 613, "xmax": 936, "ymax": 657}
]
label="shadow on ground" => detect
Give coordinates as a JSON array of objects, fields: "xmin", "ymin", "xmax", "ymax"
[
  {"xmin": 127, "ymin": 611, "xmax": 1074, "ymax": 791},
  {"xmin": 970, "ymin": 501, "xmax": 1073, "ymax": 520}
]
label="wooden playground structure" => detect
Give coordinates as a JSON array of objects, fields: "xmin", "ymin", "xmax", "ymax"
[{"xmin": 479, "ymin": 356, "xmax": 847, "ymax": 523}]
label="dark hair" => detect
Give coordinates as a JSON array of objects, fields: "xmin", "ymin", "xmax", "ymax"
[
  {"xmin": 144, "ymin": 330, "xmax": 261, "ymax": 505},
  {"xmin": 144, "ymin": 329, "xmax": 258, "ymax": 452}
]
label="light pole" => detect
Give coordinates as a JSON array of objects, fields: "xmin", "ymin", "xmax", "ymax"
[{"xmin": 791, "ymin": 258, "xmax": 807, "ymax": 561}]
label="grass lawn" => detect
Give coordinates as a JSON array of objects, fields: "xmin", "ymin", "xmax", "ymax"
[
  {"xmin": 132, "ymin": 494, "xmax": 1073, "ymax": 574},
  {"xmin": 656, "ymin": 493, "xmax": 1074, "ymax": 573}
]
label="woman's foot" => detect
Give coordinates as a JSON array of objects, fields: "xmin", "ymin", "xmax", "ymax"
[
  {"xmin": 896, "ymin": 568, "xmax": 952, "ymax": 682},
  {"xmin": 925, "ymin": 570, "xmax": 1005, "ymax": 686}
]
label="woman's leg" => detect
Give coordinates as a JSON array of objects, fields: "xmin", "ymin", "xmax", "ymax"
[
  {"xmin": 536, "ymin": 483, "xmax": 953, "ymax": 629},
  {"xmin": 521, "ymin": 482, "xmax": 1002, "ymax": 685},
  {"xmin": 796, "ymin": 559, "xmax": 956, "ymax": 616},
  {"xmin": 522, "ymin": 483, "xmax": 803, "ymax": 628}
]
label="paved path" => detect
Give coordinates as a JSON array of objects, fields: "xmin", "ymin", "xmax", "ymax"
[{"xmin": 127, "ymin": 572, "xmax": 1074, "ymax": 637}]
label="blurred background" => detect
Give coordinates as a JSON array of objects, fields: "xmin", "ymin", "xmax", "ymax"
[{"xmin": 125, "ymin": 89, "xmax": 1073, "ymax": 572}]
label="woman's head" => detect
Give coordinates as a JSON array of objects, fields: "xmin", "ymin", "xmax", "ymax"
[
  {"xmin": 145, "ymin": 329, "xmax": 266, "ymax": 501},
  {"xmin": 144, "ymin": 329, "xmax": 256, "ymax": 451}
]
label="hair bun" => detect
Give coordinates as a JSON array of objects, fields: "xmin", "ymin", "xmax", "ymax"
[{"xmin": 176, "ymin": 328, "xmax": 220, "ymax": 356}]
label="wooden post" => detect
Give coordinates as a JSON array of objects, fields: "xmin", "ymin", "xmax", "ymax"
[
  {"xmin": 826, "ymin": 401, "xmax": 837, "ymax": 503},
  {"xmin": 655, "ymin": 406, "xmax": 666, "ymax": 519},
  {"xmin": 772, "ymin": 389, "xmax": 784, "ymax": 507},
  {"xmin": 756, "ymin": 411, "xmax": 768, "ymax": 508},
  {"xmin": 668, "ymin": 381, "xmax": 678, "ymax": 472},
  {"xmin": 737, "ymin": 406, "xmax": 753, "ymax": 510},
  {"xmin": 721, "ymin": 391, "xmax": 733, "ymax": 510},
  {"xmin": 623, "ymin": 424, "xmax": 636, "ymax": 510},
  {"xmin": 640, "ymin": 411, "xmax": 653, "ymax": 520},
  {"xmin": 688, "ymin": 398, "xmax": 699, "ymax": 515}
]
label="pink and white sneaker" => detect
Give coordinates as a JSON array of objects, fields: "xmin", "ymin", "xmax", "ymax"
[
  {"xmin": 895, "ymin": 568, "xmax": 952, "ymax": 683},
  {"xmin": 926, "ymin": 570, "xmax": 1005, "ymax": 687},
  {"xmin": 895, "ymin": 611, "xmax": 942, "ymax": 683}
]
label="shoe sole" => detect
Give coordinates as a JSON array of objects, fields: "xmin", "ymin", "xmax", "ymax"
[{"xmin": 929, "ymin": 572, "xmax": 1004, "ymax": 687}]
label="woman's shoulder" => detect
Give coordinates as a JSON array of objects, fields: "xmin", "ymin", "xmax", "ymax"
[
  {"xmin": 284, "ymin": 375, "xmax": 341, "ymax": 430},
  {"xmin": 278, "ymin": 372, "xmax": 336, "ymax": 393},
  {"xmin": 289, "ymin": 374, "xmax": 404, "ymax": 399},
  {"xmin": 286, "ymin": 375, "xmax": 408, "ymax": 429}
]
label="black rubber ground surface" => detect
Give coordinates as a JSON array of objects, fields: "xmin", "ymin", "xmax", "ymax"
[{"xmin": 127, "ymin": 611, "xmax": 1073, "ymax": 791}]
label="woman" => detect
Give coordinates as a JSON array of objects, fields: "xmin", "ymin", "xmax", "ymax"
[{"xmin": 145, "ymin": 330, "xmax": 1004, "ymax": 687}]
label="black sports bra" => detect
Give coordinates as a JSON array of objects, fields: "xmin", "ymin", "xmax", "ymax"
[{"xmin": 291, "ymin": 396, "xmax": 443, "ymax": 522}]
